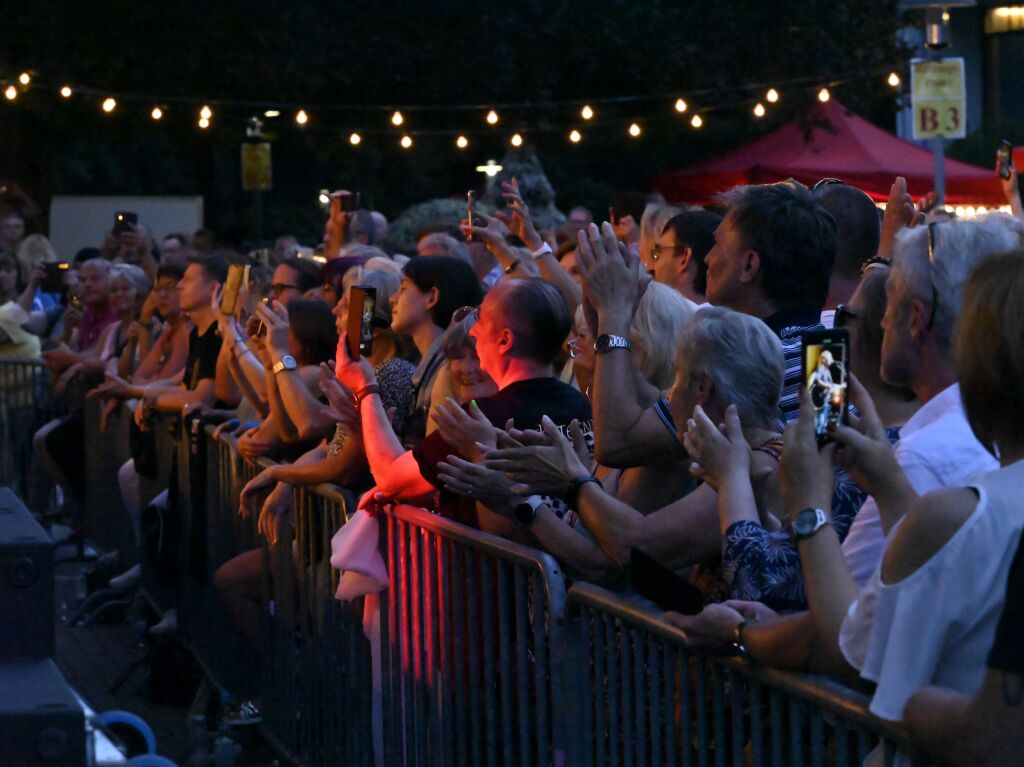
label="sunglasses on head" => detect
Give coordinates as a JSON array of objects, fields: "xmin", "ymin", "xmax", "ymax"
[{"xmin": 451, "ymin": 305, "xmax": 479, "ymax": 324}]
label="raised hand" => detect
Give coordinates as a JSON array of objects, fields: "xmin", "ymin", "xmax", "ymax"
[
  {"xmin": 575, "ymin": 222, "xmax": 642, "ymax": 326},
  {"xmin": 878, "ymin": 177, "xmax": 925, "ymax": 258},
  {"xmin": 483, "ymin": 416, "xmax": 589, "ymax": 495},
  {"xmin": 778, "ymin": 388, "xmax": 837, "ymax": 517},
  {"xmin": 683, "ymin": 404, "xmax": 750, "ymax": 491},
  {"xmin": 437, "ymin": 455, "xmax": 521, "ymax": 512},
  {"xmin": 431, "ymin": 398, "xmax": 499, "ymax": 462},
  {"xmin": 495, "ymin": 177, "xmax": 544, "ymax": 251}
]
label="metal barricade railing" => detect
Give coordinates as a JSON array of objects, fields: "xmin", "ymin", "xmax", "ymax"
[
  {"xmin": 81, "ymin": 395, "xmax": 134, "ymax": 556},
  {"xmin": 0, "ymin": 358, "xmax": 62, "ymax": 501},
  {"xmin": 379, "ymin": 504, "xmax": 567, "ymax": 767},
  {"xmin": 564, "ymin": 582, "xmax": 910, "ymax": 767}
]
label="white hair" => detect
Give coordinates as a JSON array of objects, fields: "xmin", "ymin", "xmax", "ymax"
[
  {"xmin": 892, "ymin": 218, "xmax": 1020, "ymax": 349},
  {"xmin": 676, "ymin": 307, "xmax": 784, "ymax": 429},
  {"xmin": 640, "ymin": 203, "xmax": 684, "ymax": 247},
  {"xmin": 109, "ymin": 263, "xmax": 151, "ymax": 295},
  {"xmin": 631, "ymin": 283, "xmax": 697, "ymax": 390}
]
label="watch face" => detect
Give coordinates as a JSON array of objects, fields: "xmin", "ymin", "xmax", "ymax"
[{"xmin": 795, "ymin": 508, "xmax": 822, "ymax": 537}]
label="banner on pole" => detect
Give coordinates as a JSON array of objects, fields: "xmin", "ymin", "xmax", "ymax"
[{"xmin": 911, "ymin": 58, "xmax": 966, "ymax": 140}]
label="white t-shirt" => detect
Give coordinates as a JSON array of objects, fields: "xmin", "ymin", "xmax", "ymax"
[
  {"xmin": 839, "ymin": 458, "xmax": 1024, "ymax": 723},
  {"xmin": 841, "ymin": 384, "xmax": 998, "ymax": 586}
]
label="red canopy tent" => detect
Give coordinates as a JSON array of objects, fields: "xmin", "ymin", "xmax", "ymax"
[{"xmin": 655, "ymin": 100, "xmax": 1004, "ymax": 206}]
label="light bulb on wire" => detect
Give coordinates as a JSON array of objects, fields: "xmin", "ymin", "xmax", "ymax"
[
  {"xmin": 766, "ymin": 88, "xmax": 779, "ymax": 104},
  {"xmin": 349, "ymin": 132, "xmax": 361, "ymax": 145},
  {"xmin": 198, "ymin": 117, "xmax": 210, "ymax": 129},
  {"xmin": 753, "ymin": 102, "xmax": 766, "ymax": 118},
  {"xmin": 200, "ymin": 105, "xmax": 212, "ymax": 120},
  {"xmin": 60, "ymin": 85, "xmax": 72, "ymax": 98},
  {"xmin": 818, "ymin": 88, "xmax": 831, "ymax": 103},
  {"xmin": 690, "ymin": 114, "xmax": 703, "ymax": 129},
  {"xmin": 264, "ymin": 110, "xmax": 280, "ymax": 118},
  {"xmin": 102, "ymin": 97, "xmax": 116, "ymax": 113},
  {"xmin": 674, "ymin": 98, "xmax": 688, "ymax": 113},
  {"xmin": 18, "ymin": 72, "xmax": 30, "ymax": 86},
  {"xmin": 151, "ymin": 106, "xmax": 163, "ymax": 121},
  {"xmin": 581, "ymin": 105, "xmax": 594, "ymax": 120},
  {"xmin": 391, "ymin": 110, "xmax": 404, "ymax": 126},
  {"xmin": 486, "ymin": 110, "xmax": 499, "ymax": 125},
  {"xmin": 510, "ymin": 133, "xmax": 523, "ymax": 147},
  {"xmin": 456, "ymin": 135, "xmax": 469, "ymax": 149},
  {"xmin": 295, "ymin": 109, "xmax": 309, "ymax": 125},
  {"xmin": 400, "ymin": 135, "xmax": 413, "ymax": 149},
  {"xmin": 4, "ymin": 85, "xmax": 17, "ymax": 101},
  {"xmin": 628, "ymin": 123, "xmax": 641, "ymax": 138},
  {"xmin": 569, "ymin": 129, "xmax": 582, "ymax": 143},
  {"xmin": 888, "ymin": 72, "xmax": 901, "ymax": 87}
]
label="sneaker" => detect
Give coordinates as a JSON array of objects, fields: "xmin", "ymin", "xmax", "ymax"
[
  {"xmin": 109, "ymin": 564, "xmax": 142, "ymax": 591},
  {"xmin": 148, "ymin": 608, "xmax": 178, "ymax": 636},
  {"xmin": 224, "ymin": 700, "xmax": 262, "ymax": 726}
]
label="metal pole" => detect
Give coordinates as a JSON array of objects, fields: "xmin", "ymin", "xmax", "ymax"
[{"xmin": 933, "ymin": 137, "xmax": 946, "ymax": 206}]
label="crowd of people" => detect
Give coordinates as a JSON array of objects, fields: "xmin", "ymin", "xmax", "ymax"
[{"xmin": 4, "ymin": 156, "xmax": 1024, "ymax": 764}]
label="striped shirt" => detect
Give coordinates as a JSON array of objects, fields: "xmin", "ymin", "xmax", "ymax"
[{"xmin": 762, "ymin": 307, "xmax": 826, "ymax": 425}]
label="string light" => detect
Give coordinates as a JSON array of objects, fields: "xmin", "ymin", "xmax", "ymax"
[
  {"xmin": 102, "ymin": 97, "xmax": 116, "ymax": 113},
  {"xmin": 766, "ymin": 88, "xmax": 780, "ymax": 104},
  {"xmin": 628, "ymin": 123, "xmax": 642, "ymax": 137},
  {"xmin": 391, "ymin": 110, "xmax": 404, "ymax": 126},
  {"xmin": 400, "ymin": 135, "xmax": 413, "ymax": 149},
  {"xmin": 510, "ymin": 133, "xmax": 523, "ymax": 147},
  {"xmin": 18, "ymin": 72, "xmax": 30, "ymax": 86},
  {"xmin": 151, "ymin": 106, "xmax": 163, "ymax": 120},
  {"xmin": 456, "ymin": 135, "xmax": 469, "ymax": 149},
  {"xmin": 581, "ymin": 105, "xmax": 594, "ymax": 120},
  {"xmin": 4, "ymin": 85, "xmax": 17, "ymax": 101},
  {"xmin": 199, "ymin": 105, "xmax": 212, "ymax": 120},
  {"xmin": 690, "ymin": 114, "xmax": 703, "ymax": 129},
  {"xmin": 818, "ymin": 87, "xmax": 831, "ymax": 103},
  {"xmin": 349, "ymin": 132, "xmax": 361, "ymax": 145},
  {"xmin": 264, "ymin": 110, "xmax": 280, "ymax": 118},
  {"xmin": 198, "ymin": 117, "xmax": 210, "ymax": 129},
  {"xmin": 476, "ymin": 160, "xmax": 503, "ymax": 177},
  {"xmin": 60, "ymin": 85, "xmax": 72, "ymax": 98},
  {"xmin": 318, "ymin": 190, "xmax": 330, "ymax": 205},
  {"xmin": 674, "ymin": 98, "xmax": 688, "ymax": 113},
  {"xmin": 486, "ymin": 110, "xmax": 499, "ymax": 125},
  {"xmin": 888, "ymin": 72, "xmax": 901, "ymax": 87},
  {"xmin": 753, "ymin": 102, "xmax": 766, "ymax": 118},
  {"xmin": 569, "ymin": 129, "xmax": 582, "ymax": 143},
  {"xmin": 295, "ymin": 109, "xmax": 309, "ymax": 125}
]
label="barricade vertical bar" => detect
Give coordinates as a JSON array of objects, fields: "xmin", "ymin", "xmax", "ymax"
[
  {"xmin": 679, "ymin": 647, "xmax": 692, "ymax": 767},
  {"xmin": 711, "ymin": 663, "xmax": 726, "ymax": 767},
  {"xmin": 409, "ymin": 525, "xmax": 426, "ymax": 765},
  {"xmin": 465, "ymin": 547, "xmax": 484, "ymax": 767},
  {"xmin": 810, "ymin": 707, "xmax": 824, "ymax": 764},
  {"xmin": 695, "ymin": 656, "xmax": 709, "ymax": 767},
  {"xmin": 835, "ymin": 720, "xmax": 849, "ymax": 767},
  {"xmin": 789, "ymin": 697, "xmax": 804, "ymax": 767},
  {"xmin": 593, "ymin": 613, "xmax": 607, "ymax": 767},
  {"xmin": 647, "ymin": 636, "xmax": 662, "ymax": 767},
  {"xmin": 604, "ymin": 616, "xmax": 619, "ymax": 767},
  {"xmin": 532, "ymin": 573, "xmax": 553, "ymax": 765},
  {"xmin": 620, "ymin": 624, "xmax": 633, "ymax": 767},
  {"xmin": 449, "ymin": 539, "xmax": 469, "ymax": 767},
  {"xmin": 496, "ymin": 561, "xmax": 514, "ymax": 767},
  {"xmin": 480, "ymin": 553, "xmax": 499, "ymax": 766},
  {"xmin": 750, "ymin": 678, "xmax": 764, "ymax": 766},
  {"xmin": 514, "ymin": 569, "xmax": 532, "ymax": 767},
  {"xmin": 730, "ymin": 669, "xmax": 745, "ymax": 767},
  {"xmin": 770, "ymin": 688, "xmax": 783, "ymax": 767}
]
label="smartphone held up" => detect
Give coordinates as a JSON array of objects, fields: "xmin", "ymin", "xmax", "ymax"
[
  {"xmin": 998, "ymin": 140, "xmax": 1014, "ymax": 181},
  {"xmin": 802, "ymin": 328, "xmax": 849, "ymax": 444},
  {"xmin": 346, "ymin": 285, "xmax": 377, "ymax": 360}
]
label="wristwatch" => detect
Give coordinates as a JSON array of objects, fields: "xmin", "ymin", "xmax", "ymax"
[
  {"xmin": 513, "ymin": 495, "xmax": 544, "ymax": 527},
  {"xmin": 794, "ymin": 508, "xmax": 831, "ymax": 541},
  {"xmin": 271, "ymin": 355, "xmax": 298, "ymax": 375},
  {"xmin": 530, "ymin": 242, "xmax": 553, "ymax": 260},
  {"xmin": 565, "ymin": 474, "xmax": 602, "ymax": 508},
  {"xmin": 593, "ymin": 334, "xmax": 632, "ymax": 354}
]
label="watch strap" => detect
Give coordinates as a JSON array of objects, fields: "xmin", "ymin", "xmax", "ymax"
[
  {"xmin": 594, "ymin": 333, "xmax": 632, "ymax": 354},
  {"xmin": 530, "ymin": 242, "xmax": 553, "ymax": 260},
  {"xmin": 354, "ymin": 383, "xmax": 381, "ymax": 406},
  {"xmin": 794, "ymin": 508, "xmax": 831, "ymax": 541},
  {"xmin": 514, "ymin": 495, "xmax": 544, "ymax": 527},
  {"xmin": 565, "ymin": 474, "xmax": 602, "ymax": 508}
]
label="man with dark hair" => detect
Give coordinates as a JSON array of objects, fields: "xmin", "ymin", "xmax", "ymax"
[
  {"xmin": 705, "ymin": 182, "xmax": 837, "ymax": 421},
  {"xmin": 270, "ymin": 257, "xmax": 320, "ymax": 304},
  {"xmin": 811, "ymin": 183, "xmax": 882, "ymax": 319},
  {"xmin": 334, "ymin": 277, "xmax": 590, "ymax": 531},
  {"xmin": 649, "ymin": 210, "xmax": 721, "ymax": 304},
  {"xmin": 161, "ymin": 233, "xmax": 193, "ymax": 270}
]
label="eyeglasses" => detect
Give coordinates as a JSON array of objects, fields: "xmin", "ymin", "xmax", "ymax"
[
  {"xmin": 270, "ymin": 282, "xmax": 301, "ymax": 295},
  {"xmin": 810, "ymin": 177, "xmax": 845, "ymax": 191},
  {"xmin": 834, "ymin": 304, "xmax": 859, "ymax": 328},
  {"xmin": 650, "ymin": 244, "xmax": 686, "ymax": 262},
  {"xmin": 925, "ymin": 222, "xmax": 941, "ymax": 331},
  {"xmin": 860, "ymin": 255, "xmax": 891, "ymax": 275},
  {"xmin": 451, "ymin": 305, "xmax": 479, "ymax": 324}
]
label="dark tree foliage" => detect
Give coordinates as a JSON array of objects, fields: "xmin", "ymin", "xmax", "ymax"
[{"xmin": 0, "ymin": 0, "xmax": 903, "ymax": 244}]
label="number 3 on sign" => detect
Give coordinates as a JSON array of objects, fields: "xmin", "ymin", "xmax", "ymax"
[{"xmin": 916, "ymin": 104, "xmax": 962, "ymax": 139}]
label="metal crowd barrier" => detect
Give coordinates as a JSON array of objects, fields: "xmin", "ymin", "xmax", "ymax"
[
  {"xmin": 379, "ymin": 504, "xmax": 567, "ymax": 767},
  {"xmin": 0, "ymin": 358, "xmax": 62, "ymax": 500},
  {"xmin": 564, "ymin": 582, "xmax": 910, "ymax": 767},
  {"xmin": 172, "ymin": 422, "xmax": 372, "ymax": 767},
  {"xmin": 20, "ymin": 399, "xmax": 916, "ymax": 767}
]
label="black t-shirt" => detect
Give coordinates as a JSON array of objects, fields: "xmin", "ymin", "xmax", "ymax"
[
  {"xmin": 413, "ymin": 376, "xmax": 593, "ymax": 527},
  {"xmin": 987, "ymin": 534, "xmax": 1024, "ymax": 674},
  {"xmin": 184, "ymin": 322, "xmax": 222, "ymax": 391}
]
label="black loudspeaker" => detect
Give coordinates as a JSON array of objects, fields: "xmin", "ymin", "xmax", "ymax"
[
  {"xmin": 0, "ymin": 488, "xmax": 54, "ymax": 659},
  {"xmin": 0, "ymin": 658, "xmax": 85, "ymax": 766}
]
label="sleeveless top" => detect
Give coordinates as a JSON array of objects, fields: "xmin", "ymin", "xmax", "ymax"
[{"xmin": 839, "ymin": 458, "xmax": 1024, "ymax": 723}]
